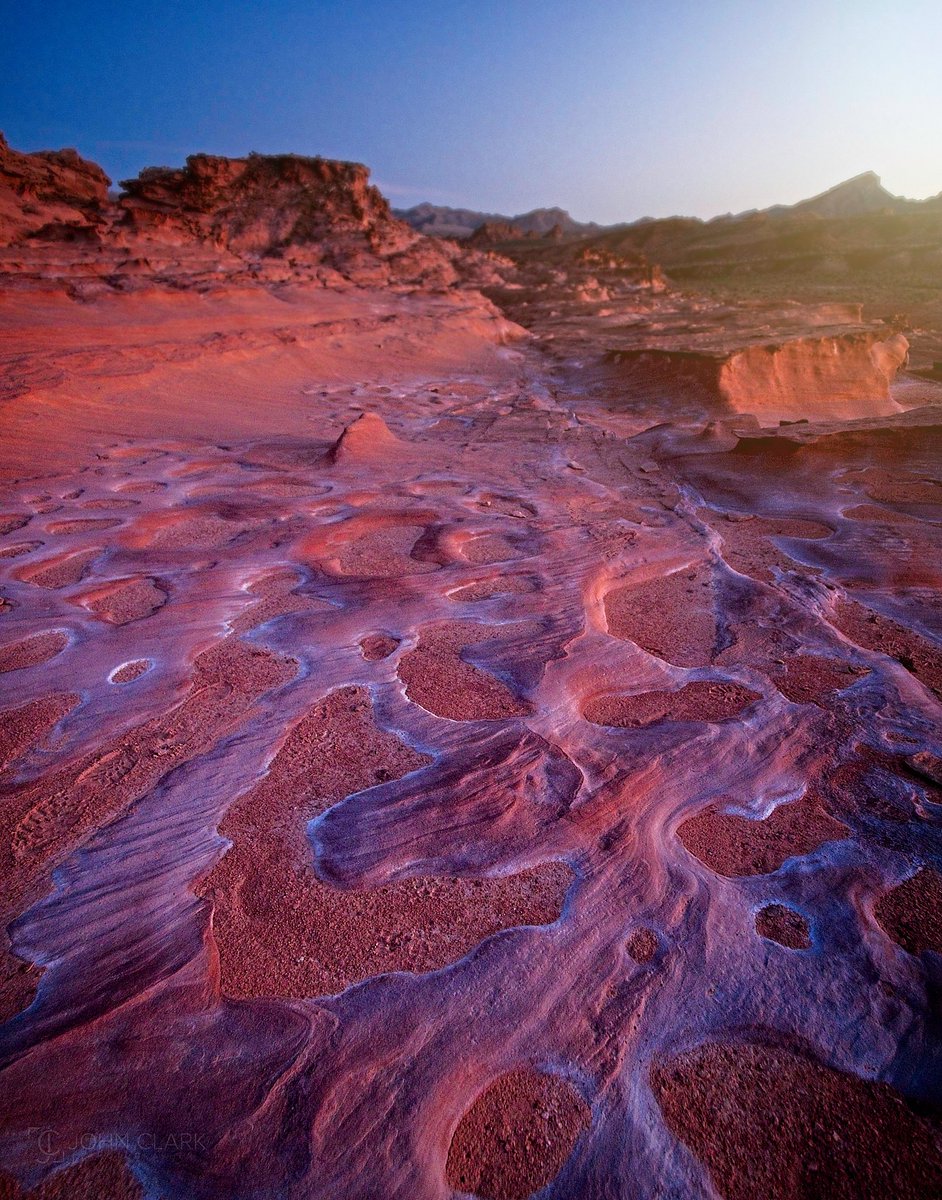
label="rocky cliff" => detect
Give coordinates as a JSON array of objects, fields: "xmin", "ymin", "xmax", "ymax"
[
  {"xmin": 119, "ymin": 152, "xmax": 411, "ymax": 257},
  {"xmin": 0, "ymin": 133, "xmax": 110, "ymax": 245},
  {"xmin": 0, "ymin": 135, "xmax": 504, "ymax": 293},
  {"xmin": 606, "ymin": 331, "xmax": 911, "ymax": 422}
]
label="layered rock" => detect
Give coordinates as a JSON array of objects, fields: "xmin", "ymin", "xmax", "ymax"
[
  {"xmin": 119, "ymin": 152, "xmax": 412, "ymax": 258},
  {"xmin": 0, "ymin": 133, "xmax": 110, "ymax": 245},
  {"xmin": 0, "ymin": 135, "xmax": 502, "ymax": 293},
  {"xmin": 116, "ymin": 151, "xmax": 475, "ymax": 289},
  {"xmin": 607, "ymin": 331, "xmax": 909, "ymax": 422},
  {"xmin": 721, "ymin": 330, "xmax": 910, "ymax": 421}
]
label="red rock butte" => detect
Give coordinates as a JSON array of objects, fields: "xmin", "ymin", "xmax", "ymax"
[{"xmin": 0, "ymin": 132, "xmax": 941, "ymax": 1200}]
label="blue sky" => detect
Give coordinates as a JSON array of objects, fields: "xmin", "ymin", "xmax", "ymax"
[{"xmin": 4, "ymin": 0, "xmax": 941, "ymax": 223}]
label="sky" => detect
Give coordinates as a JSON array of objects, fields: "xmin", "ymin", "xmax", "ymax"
[{"xmin": 3, "ymin": 0, "xmax": 942, "ymax": 224}]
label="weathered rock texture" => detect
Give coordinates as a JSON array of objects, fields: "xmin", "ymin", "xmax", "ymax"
[
  {"xmin": 0, "ymin": 132, "xmax": 110, "ymax": 245},
  {"xmin": 0, "ymin": 134, "xmax": 504, "ymax": 293},
  {"xmin": 607, "ymin": 331, "xmax": 910, "ymax": 422},
  {"xmin": 117, "ymin": 151, "xmax": 422, "ymax": 281},
  {"xmin": 0, "ymin": 135, "xmax": 941, "ymax": 1200}
]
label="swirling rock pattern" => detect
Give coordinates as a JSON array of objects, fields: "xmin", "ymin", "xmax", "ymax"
[{"xmin": 0, "ymin": 294, "xmax": 941, "ymax": 1199}]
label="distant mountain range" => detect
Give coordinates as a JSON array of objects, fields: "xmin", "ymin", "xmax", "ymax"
[
  {"xmin": 393, "ymin": 203, "xmax": 604, "ymax": 239},
  {"xmin": 397, "ymin": 174, "xmax": 942, "ymax": 240},
  {"xmin": 738, "ymin": 171, "xmax": 942, "ymax": 221},
  {"xmin": 576, "ymin": 173, "xmax": 942, "ymax": 292}
]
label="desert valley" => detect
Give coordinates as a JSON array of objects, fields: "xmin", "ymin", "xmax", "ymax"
[{"xmin": 0, "ymin": 130, "xmax": 941, "ymax": 1199}]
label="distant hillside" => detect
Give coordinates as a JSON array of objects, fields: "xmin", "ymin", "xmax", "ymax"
[
  {"xmin": 755, "ymin": 172, "xmax": 942, "ymax": 220},
  {"xmin": 394, "ymin": 202, "xmax": 601, "ymax": 239},
  {"xmin": 397, "ymin": 173, "xmax": 942, "ymax": 246},
  {"xmin": 554, "ymin": 173, "xmax": 942, "ymax": 306}
]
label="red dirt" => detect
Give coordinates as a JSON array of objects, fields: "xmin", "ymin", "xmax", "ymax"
[
  {"xmin": 0, "ymin": 631, "xmax": 68, "ymax": 674},
  {"xmin": 462, "ymin": 533, "xmax": 522, "ymax": 565},
  {"xmin": 651, "ymin": 1040, "xmax": 942, "ymax": 1200},
  {"xmin": 0, "ymin": 694, "xmax": 79, "ymax": 772},
  {"xmin": 228, "ymin": 569, "xmax": 327, "ymax": 634},
  {"xmin": 605, "ymin": 565, "xmax": 716, "ymax": 666},
  {"xmin": 874, "ymin": 868, "xmax": 942, "ymax": 956},
  {"xmin": 80, "ymin": 576, "xmax": 167, "ymax": 624},
  {"xmin": 17, "ymin": 549, "xmax": 97, "ymax": 589},
  {"xmin": 129, "ymin": 510, "xmax": 256, "ymax": 552},
  {"xmin": 816, "ymin": 751, "xmax": 922, "ymax": 829},
  {"xmin": 833, "ymin": 598, "xmax": 942, "ymax": 698},
  {"xmin": 858, "ymin": 467, "xmax": 942, "ymax": 507},
  {"xmin": 450, "ymin": 576, "xmax": 537, "ymax": 602},
  {"xmin": 0, "ymin": 1152, "xmax": 143, "ymax": 1200},
  {"xmin": 80, "ymin": 497, "xmax": 139, "ymax": 510},
  {"xmin": 398, "ymin": 622, "xmax": 532, "ymax": 721},
  {"xmin": 625, "ymin": 927, "xmax": 660, "ymax": 963},
  {"xmin": 118, "ymin": 480, "xmax": 167, "ymax": 494},
  {"xmin": 0, "ymin": 640, "xmax": 296, "ymax": 1019},
  {"xmin": 300, "ymin": 515, "xmax": 440, "ymax": 579},
  {"xmin": 755, "ymin": 903, "xmax": 811, "ymax": 949},
  {"xmin": 110, "ymin": 660, "xmax": 151, "ymax": 684},
  {"xmin": 714, "ymin": 514, "xmax": 832, "ymax": 582},
  {"xmin": 197, "ymin": 687, "xmax": 571, "ymax": 997},
  {"xmin": 45, "ymin": 518, "xmax": 121, "ymax": 535},
  {"xmin": 359, "ymin": 632, "xmax": 400, "ymax": 660},
  {"xmin": 773, "ymin": 654, "xmax": 868, "ymax": 706},
  {"xmin": 584, "ymin": 680, "xmax": 759, "ymax": 728},
  {"xmin": 445, "ymin": 1068, "xmax": 590, "ymax": 1200},
  {"xmin": 678, "ymin": 796, "xmax": 849, "ymax": 877},
  {"xmin": 844, "ymin": 503, "xmax": 918, "ymax": 523}
]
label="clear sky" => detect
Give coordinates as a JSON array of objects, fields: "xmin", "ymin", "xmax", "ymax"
[{"xmin": 4, "ymin": 0, "xmax": 941, "ymax": 224}]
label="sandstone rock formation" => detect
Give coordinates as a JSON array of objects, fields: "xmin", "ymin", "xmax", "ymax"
[
  {"xmin": 718, "ymin": 330, "xmax": 909, "ymax": 421},
  {"xmin": 1, "ymin": 132, "xmax": 941, "ymax": 1200},
  {"xmin": 119, "ymin": 151, "xmax": 411, "ymax": 256},
  {"xmin": 608, "ymin": 330, "xmax": 910, "ymax": 422},
  {"xmin": 326, "ymin": 412, "xmax": 402, "ymax": 463},
  {"xmin": 0, "ymin": 132, "xmax": 110, "ymax": 245},
  {"xmin": 0, "ymin": 134, "xmax": 501, "ymax": 293}
]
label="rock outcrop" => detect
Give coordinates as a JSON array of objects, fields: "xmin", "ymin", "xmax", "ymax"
[
  {"xmin": 119, "ymin": 152, "xmax": 412, "ymax": 257},
  {"xmin": 608, "ymin": 331, "xmax": 910, "ymax": 422},
  {"xmin": 0, "ymin": 135, "xmax": 496, "ymax": 292},
  {"xmin": 115, "ymin": 150, "xmax": 469, "ymax": 289},
  {"xmin": 327, "ymin": 412, "xmax": 402, "ymax": 464},
  {"xmin": 0, "ymin": 132, "xmax": 110, "ymax": 245},
  {"xmin": 719, "ymin": 330, "xmax": 909, "ymax": 421}
]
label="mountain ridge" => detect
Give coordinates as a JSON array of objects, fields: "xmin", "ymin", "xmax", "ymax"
[
  {"xmin": 398, "ymin": 173, "xmax": 942, "ymax": 239},
  {"xmin": 394, "ymin": 202, "xmax": 604, "ymax": 239}
]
